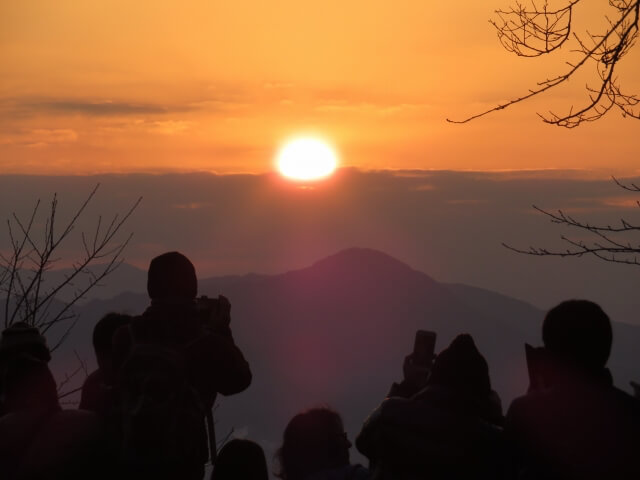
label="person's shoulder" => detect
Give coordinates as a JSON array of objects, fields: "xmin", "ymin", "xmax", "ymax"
[
  {"xmin": 508, "ymin": 386, "xmax": 558, "ymax": 410},
  {"xmin": 0, "ymin": 409, "xmax": 42, "ymax": 435},
  {"xmin": 377, "ymin": 395, "xmax": 414, "ymax": 418},
  {"xmin": 347, "ymin": 464, "xmax": 371, "ymax": 480},
  {"xmin": 506, "ymin": 392, "xmax": 532, "ymax": 412},
  {"xmin": 609, "ymin": 384, "xmax": 640, "ymax": 406},
  {"xmin": 39, "ymin": 409, "xmax": 104, "ymax": 448},
  {"xmin": 83, "ymin": 368, "xmax": 104, "ymax": 386},
  {"xmin": 0, "ymin": 407, "xmax": 60, "ymax": 450},
  {"xmin": 79, "ymin": 368, "xmax": 105, "ymax": 403},
  {"xmin": 606, "ymin": 385, "xmax": 640, "ymax": 422},
  {"xmin": 306, "ymin": 464, "xmax": 371, "ymax": 480},
  {"xmin": 505, "ymin": 391, "xmax": 547, "ymax": 428},
  {"xmin": 113, "ymin": 313, "xmax": 148, "ymax": 344}
]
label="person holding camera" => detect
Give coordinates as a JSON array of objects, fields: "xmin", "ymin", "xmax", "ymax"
[
  {"xmin": 505, "ymin": 300, "xmax": 640, "ymax": 479},
  {"xmin": 112, "ymin": 251, "xmax": 252, "ymax": 480}
]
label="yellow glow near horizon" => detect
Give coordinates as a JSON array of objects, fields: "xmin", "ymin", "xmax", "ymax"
[{"xmin": 276, "ymin": 137, "xmax": 339, "ymax": 181}]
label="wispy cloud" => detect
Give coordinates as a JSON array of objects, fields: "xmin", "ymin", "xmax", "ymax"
[
  {"xmin": 598, "ymin": 196, "xmax": 640, "ymax": 209},
  {"xmin": 8, "ymin": 99, "xmax": 189, "ymax": 116},
  {"xmin": 0, "ymin": 97, "xmax": 198, "ymax": 117},
  {"xmin": 1, "ymin": 94, "xmax": 255, "ymax": 120},
  {"xmin": 0, "ymin": 128, "xmax": 78, "ymax": 147}
]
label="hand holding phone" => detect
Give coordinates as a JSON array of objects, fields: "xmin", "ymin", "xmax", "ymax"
[
  {"xmin": 413, "ymin": 330, "xmax": 437, "ymax": 367},
  {"xmin": 402, "ymin": 330, "xmax": 437, "ymax": 388}
]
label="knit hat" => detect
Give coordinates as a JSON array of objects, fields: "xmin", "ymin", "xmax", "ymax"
[
  {"xmin": 428, "ymin": 334, "xmax": 491, "ymax": 399},
  {"xmin": 147, "ymin": 251, "xmax": 197, "ymax": 300},
  {"xmin": 0, "ymin": 322, "xmax": 51, "ymax": 363}
]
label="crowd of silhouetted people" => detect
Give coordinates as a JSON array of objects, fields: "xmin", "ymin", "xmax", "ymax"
[{"xmin": 1, "ymin": 251, "xmax": 639, "ymax": 480}]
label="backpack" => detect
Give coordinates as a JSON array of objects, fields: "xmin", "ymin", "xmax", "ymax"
[{"xmin": 117, "ymin": 325, "xmax": 216, "ymax": 474}]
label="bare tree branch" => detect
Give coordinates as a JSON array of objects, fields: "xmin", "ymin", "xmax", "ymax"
[
  {"xmin": 56, "ymin": 350, "xmax": 90, "ymax": 405},
  {"xmin": 504, "ymin": 177, "xmax": 640, "ymax": 265},
  {"xmin": 448, "ymin": 0, "xmax": 640, "ymax": 127},
  {"xmin": 0, "ymin": 185, "xmax": 142, "ymax": 350}
]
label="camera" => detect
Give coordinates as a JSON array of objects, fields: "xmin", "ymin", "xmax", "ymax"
[{"xmin": 195, "ymin": 295, "xmax": 231, "ymax": 332}]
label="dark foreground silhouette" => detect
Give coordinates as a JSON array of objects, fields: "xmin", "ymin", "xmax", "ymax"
[
  {"xmin": 0, "ymin": 331, "xmax": 106, "ymax": 480},
  {"xmin": 80, "ymin": 312, "xmax": 132, "ymax": 418},
  {"xmin": 357, "ymin": 334, "xmax": 508, "ymax": 480},
  {"xmin": 505, "ymin": 300, "xmax": 640, "ymax": 479},
  {"xmin": 211, "ymin": 439, "xmax": 269, "ymax": 480},
  {"xmin": 276, "ymin": 407, "xmax": 370, "ymax": 480},
  {"xmin": 1, "ymin": 252, "xmax": 639, "ymax": 480}
]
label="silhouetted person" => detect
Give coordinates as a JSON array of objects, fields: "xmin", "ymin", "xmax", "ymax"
[
  {"xmin": 0, "ymin": 341, "xmax": 106, "ymax": 480},
  {"xmin": 276, "ymin": 407, "xmax": 370, "ymax": 480},
  {"xmin": 0, "ymin": 322, "xmax": 51, "ymax": 364},
  {"xmin": 357, "ymin": 334, "xmax": 507, "ymax": 480},
  {"xmin": 211, "ymin": 439, "xmax": 268, "ymax": 480},
  {"xmin": 505, "ymin": 299, "xmax": 640, "ymax": 479},
  {"xmin": 112, "ymin": 251, "xmax": 252, "ymax": 480},
  {"xmin": 80, "ymin": 312, "xmax": 132, "ymax": 416},
  {"xmin": 0, "ymin": 322, "xmax": 51, "ymax": 416}
]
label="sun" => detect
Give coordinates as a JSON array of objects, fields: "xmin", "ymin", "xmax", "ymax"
[{"xmin": 276, "ymin": 137, "xmax": 339, "ymax": 181}]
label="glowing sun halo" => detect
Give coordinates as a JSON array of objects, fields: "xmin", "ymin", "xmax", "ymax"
[{"xmin": 276, "ymin": 137, "xmax": 338, "ymax": 181}]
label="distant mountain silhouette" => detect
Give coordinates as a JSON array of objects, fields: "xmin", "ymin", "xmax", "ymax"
[{"xmin": 46, "ymin": 247, "xmax": 640, "ymax": 466}]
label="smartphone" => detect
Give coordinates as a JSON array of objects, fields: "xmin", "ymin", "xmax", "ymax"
[
  {"xmin": 413, "ymin": 330, "xmax": 437, "ymax": 367},
  {"xmin": 525, "ymin": 343, "xmax": 548, "ymax": 391}
]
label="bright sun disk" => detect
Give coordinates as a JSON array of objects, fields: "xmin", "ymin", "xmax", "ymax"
[{"xmin": 276, "ymin": 137, "xmax": 338, "ymax": 181}]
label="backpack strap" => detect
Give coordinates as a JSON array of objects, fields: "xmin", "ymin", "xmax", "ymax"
[
  {"xmin": 205, "ymin": 407, "xmax": 217, "ymax": 464},
  {"xmin": 186, "ymin": 334, "xmax": 218, "ymax": 464}
]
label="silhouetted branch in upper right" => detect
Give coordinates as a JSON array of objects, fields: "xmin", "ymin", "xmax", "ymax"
[
  {"xmin": 503, "ymin": 178, "xmax": 640, "ymax": 265},
  {"xmin": 448, "ymin": 0, "xmax": 640, "ymax": 127}
]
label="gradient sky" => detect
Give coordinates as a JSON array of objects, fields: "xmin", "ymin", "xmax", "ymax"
[{"xmin": 2, "ymin": 1, "xmax": 639, "ymax": 175}]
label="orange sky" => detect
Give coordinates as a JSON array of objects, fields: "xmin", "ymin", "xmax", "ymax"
[{"xmin": 1, "ymin": 1, "xmax": 639, "ymax": 175}]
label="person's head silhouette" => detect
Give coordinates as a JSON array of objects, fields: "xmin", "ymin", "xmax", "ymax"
[
  {"xmin": 147, "ymin": 251, "xmax": 197, "ymax": 301},
  {"xmin": 92, "ymin": 313, "xmax": 131, "ymax": 379},
  {"xmin": 542, "ymin": 300, "xmax": 613, "ymax": 371},
  {"xmin": 0, "ymin": 322, "xmax": 51, "ymax": 364},
  {"xmin": 211, "ymin": 439, "xmax": 268, "ymax": 480},
  {"xmin": 428, "ymin": 333, "xmax": 491, "ymax": 399},
  {"xmin": 2, "ymin": 355, "xmax": 58, "ymax": 412},
  {"xmin": 276, "ymin": 407, "xmax": 351, "ymax": 480},
  {"xmin": 543, "ymin": 299, "xmax": 612, "ymax": 372}
]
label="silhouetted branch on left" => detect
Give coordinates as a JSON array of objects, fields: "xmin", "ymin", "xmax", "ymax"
[
  {"xmin": 0, "ymin": 184, "xmax": 141, "ymax": 350},
  {"xmin": 56, "ymin": 350, "xmax": 90, "ymax": 403},
  {"xmin": 503, "ymin": 177, "xmax": 640, "ymax": 265}
]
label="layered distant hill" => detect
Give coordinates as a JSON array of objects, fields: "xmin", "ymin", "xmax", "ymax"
[{"xmin": 37, "ymin": 248, "xmax": 640, "ymax": 463}]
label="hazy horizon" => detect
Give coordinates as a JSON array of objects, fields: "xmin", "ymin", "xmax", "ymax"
[{"xmin": 3, "ymin": 169, "xmax": 640, "ymax": 326}]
